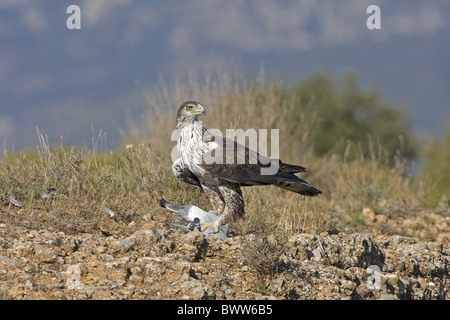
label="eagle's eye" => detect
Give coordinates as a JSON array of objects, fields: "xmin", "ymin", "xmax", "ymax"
[{"xmin": 186, "ymin": 105, "xmax": 193, "ymax": 111}]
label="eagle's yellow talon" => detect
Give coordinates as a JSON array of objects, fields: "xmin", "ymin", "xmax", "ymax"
[{"xmin": 201, "ymin": 222, "xmax": 219, "ymax": 233}]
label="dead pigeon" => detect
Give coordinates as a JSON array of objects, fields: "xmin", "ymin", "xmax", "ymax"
[{"xmin": 159, "ymin": 198, "xmax": 229, "ymax": 239}]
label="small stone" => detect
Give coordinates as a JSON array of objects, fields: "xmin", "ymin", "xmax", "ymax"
[
  {"xmin": 391, "ymin": 235, "xmax": 415, "ymax": 244},
  {"xmin": 98, "ymin": 253, "xmax": 114, "ymax": 262},
  {"xmin": 341, "ymin": 280, "xmax": 356, "ymax": 291},
  {"xmin": 427, "ymin": 242, "xmax": 443, "ymax": 253},
  {"xmin": 363, "ymin": 208, "xmax": 376, "ymax": 222},
  {"xmin": 414, "ymin": 242, "xmax": 428, "ymax": 250},
  {"xmin": 386, "ymin": 274, "xmax": 398, "ymax": 285},
  {"xmin": 376, "ymin": 214, "xmax": 388, "ymax": 223},
  {"xmin": 0, "ymin": 256, "xmax": 21, "ymax": 268},
  {"xmin": 54, "ymin": 237, "xmax": 63, "ymax": 247},
  {"xmin": 312, "ymin": 248, "xmax": 321, "ymax": 259},
  {"xmin": 34, "ymin": 244, "xmax": 58, "ymax": 263},
  {"xmin": 110, "ymin": 239, "xmax": 135, "ymax": 253},
  {"xmin": 96, "ymin": 245, "xmax": 107, "ymax": 254}
]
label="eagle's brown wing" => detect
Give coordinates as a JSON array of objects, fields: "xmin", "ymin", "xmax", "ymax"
[
  {"xmin": 200, "ymin": 135, "xmax": 321, "ymax": 196},
  {"xmin": 172, "ymin": 158, "xmax": 202, "ymax": 188}
]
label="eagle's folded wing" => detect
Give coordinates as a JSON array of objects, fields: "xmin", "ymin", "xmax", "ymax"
[
  {"xmin": 200, "ymin": 136, "xmax": 321, "ymax": 196},
  {"xmin": 172, "ymin": 158, "xmax": 202, "ymax": 188}
]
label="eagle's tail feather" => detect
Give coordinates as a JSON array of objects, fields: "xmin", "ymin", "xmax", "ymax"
[
  {"xmin": 279, "ymin": 162, "xmax": 306, "ymax": 173},
  {"xmin": 276, "ymin": 179, "xmax": 322, "ymax": 197}
]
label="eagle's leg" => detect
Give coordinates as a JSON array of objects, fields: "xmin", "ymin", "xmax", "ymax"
[
  {"xmin": 202, "ymin": 185, "xmax": 225, "ymax": 213},
  {"xmin": 201, "ymin": 182, "xmax": 244, "ymax": 233},
  {"xmin": 199, "ymin": 183, "xmax": 225, "ymax": 233}
]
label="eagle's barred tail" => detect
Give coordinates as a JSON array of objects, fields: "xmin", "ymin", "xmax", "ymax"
[{"xmin": 276, "ymin": 180, "xmax": 322, "ymax": 197}]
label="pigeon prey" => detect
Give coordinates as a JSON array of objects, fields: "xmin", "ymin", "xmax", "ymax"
[{"xmin": 159, "ymin": 199, "xmax": 229, "ymax": 239}]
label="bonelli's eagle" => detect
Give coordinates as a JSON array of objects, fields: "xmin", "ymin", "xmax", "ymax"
[{"xmin": 172, "ymin": 101, "xmax": 321, "ymax": 232}]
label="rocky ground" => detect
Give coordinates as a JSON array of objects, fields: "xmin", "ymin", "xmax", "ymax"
[{"xmin": 0, "ymin": 206, "xmax": 449, "ymax": 300}]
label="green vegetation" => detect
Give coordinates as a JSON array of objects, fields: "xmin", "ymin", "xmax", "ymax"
[
  {"xmin": 419, "ymin": 121, "xmax": 450, "ymax": 207},
  {"xmin": 287, "ymin": 74, "xmax": 416, "ymax": 162},
  {"xmin": 0, "ymin": 72, "xmax": 448, "ymax": 238}
]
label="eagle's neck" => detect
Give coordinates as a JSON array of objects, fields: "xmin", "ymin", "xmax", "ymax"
[{"xmin": 176, "ymin": 117, "xmax": 206, "ymax": 168}]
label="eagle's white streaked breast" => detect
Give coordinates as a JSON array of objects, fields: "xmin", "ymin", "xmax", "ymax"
[{"xmin": 177, "ymin": 118, "xmax": 210, "ymax": 179}]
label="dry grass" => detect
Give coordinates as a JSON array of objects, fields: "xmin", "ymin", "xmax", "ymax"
[
  {"xmin": 136, "ymin": 70, "xmax": 317, "ymax": 164},
  {"xmin": 242, "ymin": 223, "xmax": 289, "ymax": 277},
  {"xmin": 0, "ymin": 132, "xmax": 207, "ymax": 234}
]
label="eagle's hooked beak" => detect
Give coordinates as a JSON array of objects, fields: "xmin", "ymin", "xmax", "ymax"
[{"xmin": 193, "ymin": 104, "xmax": 206, "ymax": 115}]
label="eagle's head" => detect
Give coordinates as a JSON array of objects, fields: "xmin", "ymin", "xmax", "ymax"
[{"xmin": 176, "ymin": 101, "xmax": 206, "ymax": 121}]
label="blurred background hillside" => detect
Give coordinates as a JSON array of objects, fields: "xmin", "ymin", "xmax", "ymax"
[{"xmin": 1, "ymin": 1, "xmax": 449, "ymax": 204}]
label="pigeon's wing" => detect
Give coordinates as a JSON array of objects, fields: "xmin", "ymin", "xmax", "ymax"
[
  {"xmin": 163, "ymin": 221, "xmax": 198, "ymax": 233},
  {"xmin": 186, "ymin": 206, "xmax": 218, "ymax": 223}
]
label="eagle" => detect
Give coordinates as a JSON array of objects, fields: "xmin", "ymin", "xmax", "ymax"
[{"xmin": 172, "ymin": 101, "xmax": 321, "ymax": 233}]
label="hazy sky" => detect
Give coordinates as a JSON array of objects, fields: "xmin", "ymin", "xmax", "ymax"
[{"xmin": 1, "ymin": 0, "xmax": 449, "ymax": 151}]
